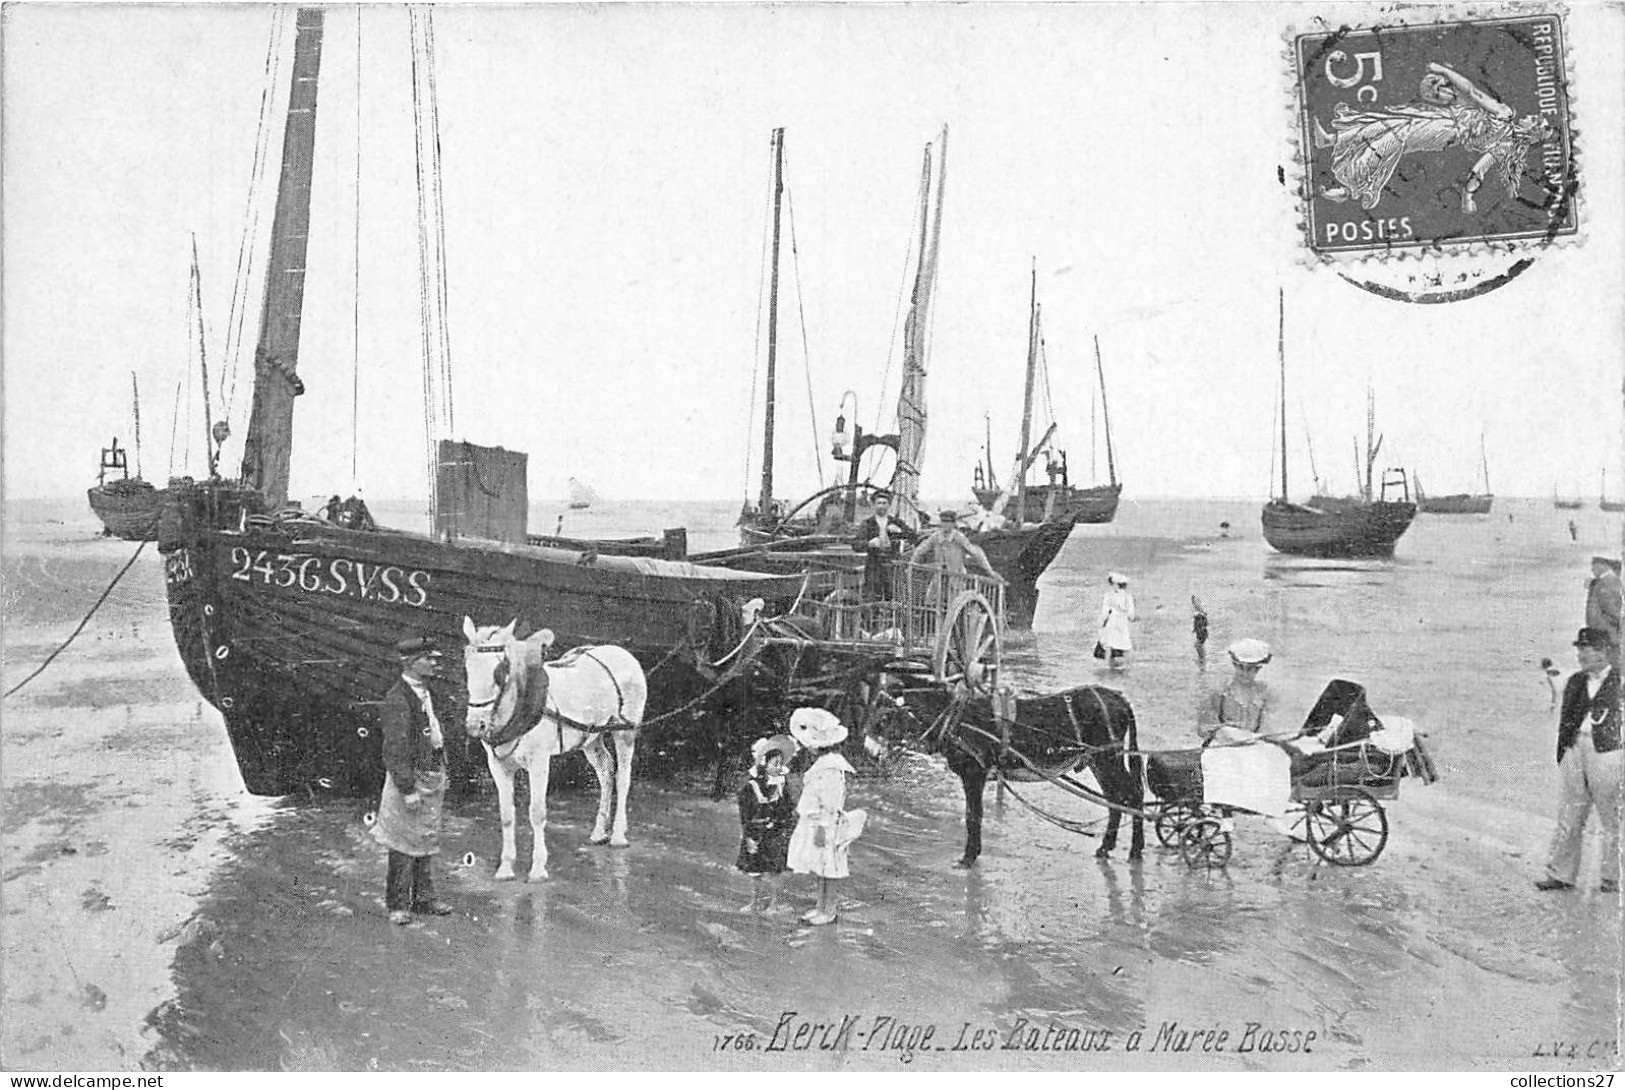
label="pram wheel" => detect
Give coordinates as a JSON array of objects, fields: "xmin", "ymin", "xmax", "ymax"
[
  {"xmin": 1304, "ymin": 787, "xmax": 1389, "ymax": 866},
  {"xmin": 1155, "ymin": 803, "xmax": 1199, "ymax": 847},
  {"xmin": 1179, "ymin": 816, "xmax": 1233, "ymax": 869}
]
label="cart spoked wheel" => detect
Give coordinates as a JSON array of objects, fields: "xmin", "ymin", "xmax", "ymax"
[
  {"xmin": 1279, "ymin": 804, "xmax": 1310, "ymax": 844},
  {"xmin": 1179, "ymin": 817, "xmax": 1233, "ymax": 869},
  {"xmin": 1155, "ymin": 802, "xmax": 1199, "ymax": 847},
  {"xmin": 933, "ymin": 591, "xmax": 1002, "ymax": 696},
  {"xmin": 1304, "ymin": 787, "xmax": 1389, "ymax": 866}
]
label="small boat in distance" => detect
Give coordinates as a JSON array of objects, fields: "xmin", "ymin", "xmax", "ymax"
[
  {"xmin": 1601, "ymin": 469, "xmax": 1624, "ymax": 513},
  {"xmin": 1260, "ymin": 290, "xmax": 1416, "ymax": 558},
  {"xmin": 971, "ymin": 273, "xmax": 1120, "ymax": 525},
  {"xmin": 87, "ymin": 372, "xmax": 163, "ymax": 541},
  {"xmin": 1553, "ymin": 486, "xmax": 1585, "ymax": 510},
  {"xmin": 1416, "ymin": 436, "xmax": 1493, "ymax": 514},
  {"xmin": 567, "ymin": 477, "xmax": 598, "ymax": 510}
]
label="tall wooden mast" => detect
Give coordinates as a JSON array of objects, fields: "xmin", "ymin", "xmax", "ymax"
[
  {"xmin": 756, "ymin": 127, "xmax": 785, "ymax": 517},
  {"xmin": 1277, "ymin": 288, "xmax": 1288, "ymax": 500},
  {"xmin": 1015, "ymin": 260, "xmax": 1038, "ymax": 526},
  {"xmin": 239, "ymin": 8, "xmax": 325, "ymax": 508},
  {"xmin": 1095, "ymin": 335, "xmax": 1117, "ymax": 488}
]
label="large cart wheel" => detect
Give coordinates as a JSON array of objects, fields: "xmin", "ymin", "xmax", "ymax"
[
  {"xmin": 933, "ymin": 591, "xmax": 1002, "ymax": 696},
  {"xmin": 1304, "ymin": 787, "xmax": 1389, "ymax": 866},
  {"xmin": 1179, "ymin": 817, "xmax": 1233, "ymax": 869},
  {"xmin": 1155, "ymin": 802, "xmax": 1199, "ymax": 847}
]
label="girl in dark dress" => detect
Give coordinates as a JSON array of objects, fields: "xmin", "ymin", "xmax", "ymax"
[{"xmin": 736, "ymin": 735, "xmax": 797, "ymax": 913}]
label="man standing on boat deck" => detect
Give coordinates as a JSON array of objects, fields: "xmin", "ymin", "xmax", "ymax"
[
  {"xmin": 1535, "ymin": 627, "xmax": 1622, "ymax": 894},
  {"xmin": 910, "ymin": 510, "xmax": 1002, "ymax": 611},
  {"xmin": 373, "ymin": 635, "xmax": 456, "ymax": 924},
  {"xmin": 851, "ymin": 490, "xmax": 915, "ymax": 603}
]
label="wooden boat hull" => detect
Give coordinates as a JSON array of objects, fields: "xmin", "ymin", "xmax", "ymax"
[
  {"xmin": 971, "ymin": 482, "xmax": 1121, "ymax": 524},
  {"xmin": 1260, "ymin": 498, "xmax": 1416, "ymax": 558},
  {"xmin": 1602, "ymin": 501, "xmax": 1625, "ymax": 513},
  {"xmin": 1417, "ymin": 493, "xmax": 1493, "ymax": 514},
  {"xmin": 87, "ymin": 481, "xmax": 164, "ymax": 541},
  {"xmin": 966, "ymin": 520, "xmax": 1074, "ymax": 628},
  {"xmin": 158, "ymin": 481, "xmax": 818, "ymax": 798}
]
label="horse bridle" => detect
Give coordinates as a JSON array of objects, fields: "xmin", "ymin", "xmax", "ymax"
[{"xmin": 465, "ymin": 643, "xmax": 510, "ymax": 714}]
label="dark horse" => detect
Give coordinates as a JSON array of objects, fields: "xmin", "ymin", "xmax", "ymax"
[{"xmin": 893, "ymin": 682, "xmax": 1145, "ymax": 868}]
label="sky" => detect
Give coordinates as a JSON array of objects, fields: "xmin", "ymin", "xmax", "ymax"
[{"xmin": 4, "ymin": 2, "xmax": 1623, "ymax": 507}]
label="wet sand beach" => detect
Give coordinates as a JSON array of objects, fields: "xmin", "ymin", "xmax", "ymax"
[{"xmin": 2, "ymin": 498, "xmax": 1621, "ymax": 1071}]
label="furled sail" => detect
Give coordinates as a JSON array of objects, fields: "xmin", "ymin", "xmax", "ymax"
[
  {"xmin": 238, "ymin": 8, "xmax": 324, "ymax": 509},
  {"xmin": 891, "ymin": 126, "xmax": 947, "ymax": 526}
]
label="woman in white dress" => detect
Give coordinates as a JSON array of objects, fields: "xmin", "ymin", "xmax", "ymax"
[
  {"xmin": 1096, "ymin": 572, "xmax": 1137, "ymax": 669},
  {"xmin": 785, "ymin": 707, "xmax": 864, "ymax": 926}
]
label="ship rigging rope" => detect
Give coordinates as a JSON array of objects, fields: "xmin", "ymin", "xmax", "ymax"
[
  {"xmin": 871, "ymin": 206, "xmax": 919, "ymax": 438},
  {"xmin": 351, "ymin": 6, "xmax": 364, "ymax": 480},
  {"xmin": 4, "ymin": 538, "xmax": 152, "ymax": 700},
  {"xmin": 784, "ymin": 184, "xmax": 824, "ymax": 486},
  {"xmin": 221, "ymin": 7, "xmax": 289, "ymax": 425},
  {"xmin": 409, "ymin": 5, "xmax": 455, "ymax": 512},
  {"xmin": 742, "ymin": 132, "xmax": 774, "ymax": 502}
]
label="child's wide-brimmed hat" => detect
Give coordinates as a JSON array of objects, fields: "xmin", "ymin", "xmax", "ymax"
[
  {"xmin": 788, "ymin": 707, "xmax": 848, "ymax": 749},
  {"xmin": 750, "ymin": 734, "xmax": 796, "ymax": 765}
]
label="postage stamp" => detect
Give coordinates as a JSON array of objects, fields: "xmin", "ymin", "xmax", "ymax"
[{"xmin": 1294, "ymin": 13, "xmax": 1577, "ymax": 261}]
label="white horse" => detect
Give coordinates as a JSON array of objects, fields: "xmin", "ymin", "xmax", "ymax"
[{"xmin": 461, "ymin": 616, "xmax": 647, "ymax": 881}]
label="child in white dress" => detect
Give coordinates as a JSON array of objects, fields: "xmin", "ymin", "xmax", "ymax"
[{"xmin": 785, "ymin": 707, "xmax": 866, "ymax": 926}]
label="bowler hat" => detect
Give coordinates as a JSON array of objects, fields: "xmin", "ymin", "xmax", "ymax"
[
  {"xmin": 1573, "ymin": 627, "xmax": 1617, "ymax": 649},
  {"xmin": 395, "ymin": 635, "xmax": 442, "ymax": 659},
  {"xmin": 938, "ymin": 509, "xmax": 958, "ymax": 523}
]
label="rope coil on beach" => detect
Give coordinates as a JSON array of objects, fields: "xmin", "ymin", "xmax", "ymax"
[{"xmin": 5, "ymin": 539, "xmax": 151, "ymax": 699}]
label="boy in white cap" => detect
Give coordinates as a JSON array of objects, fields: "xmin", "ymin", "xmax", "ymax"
[{"xmin": 785, "ymin": 708, "xmax": 865, "ymax": 925}]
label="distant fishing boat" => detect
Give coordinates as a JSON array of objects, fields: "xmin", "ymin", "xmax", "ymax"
[
  {"xmin": 1601, "ymin": 469, "xmax": 1624, "ymax": 513},
  {"xmin": 567, "ymin": 477, "xmax": 598, "ymax": 510},
  {"xmin": 1260, "ymin": 290, "xmax": 1416, "ymax": 558},
  {"xmin": 1553, "ymin": 486, "xmax": 1585, "ymax": 510},
  {"xmin": 87, "ymin": 372, "xmax": 164, "ymax": 541},
  {"xmin": 971, "ymin": 270, "xmax": 1120, "ymax": 525},
  {"xmin": 1416, "ymin": 436, "xmax": 1493, "ymax": 514}
]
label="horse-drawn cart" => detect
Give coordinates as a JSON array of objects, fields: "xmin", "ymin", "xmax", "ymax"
[{"xmin": 1146, "ymin": 680, "xmax": 1433, "ymax": 869}]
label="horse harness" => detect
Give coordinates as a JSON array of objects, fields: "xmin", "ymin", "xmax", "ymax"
[{"xmin": 474, "ymin": 644, "xmax": 636, "ymax": 759}]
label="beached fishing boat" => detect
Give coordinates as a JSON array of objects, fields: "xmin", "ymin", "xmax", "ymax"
[
  {"xmin": 1416, "ymin": 437, "xmax": 1493, "ymax": 514},
  {"xmin": 972, "ymin": 279, "xmax": 1120, "ymax": 526},
  {"xmin": 1261, "ymin": 291, "xmax": 1416, "ymax": 558},
  {"xmin": 733, "ymin": 128, "xmax": 1069, "ymax": 628},
  {"xmin": 87, "ymin": 373, "xmax": 165, "ymax": 541},
  {"xmin": 157, "ymin": 10, "xmax": 830, "ymax": 799}
]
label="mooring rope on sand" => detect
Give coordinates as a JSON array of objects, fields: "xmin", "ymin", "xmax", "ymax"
[{"xmin": 4, "ymin": 539, "xmax": 150, "ymax": 699}]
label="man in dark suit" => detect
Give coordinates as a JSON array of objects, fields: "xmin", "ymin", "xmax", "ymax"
[
  {"xmin": 1536, "ymin": 627, "xmax": 1622, "ymax": 894},
  {"xmin": 372, "ymin": 635, "xmax": 456, "ymax": 923},
  {"xmin": 1585, "ymin": 555, "xmax": 1622, "ymax": 662},
  {"xmin": 851, "ymin": 490, "xmax": 915, "ymax": 603}
]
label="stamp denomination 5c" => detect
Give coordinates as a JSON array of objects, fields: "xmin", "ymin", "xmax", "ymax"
[{"xmin": 1296, "ymin": 14, "xmax": 1576, "ymax": 258}]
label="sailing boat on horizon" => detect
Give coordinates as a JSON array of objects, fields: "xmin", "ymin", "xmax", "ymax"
[
  {"xmin": 1416, "ymin": 435, "xmax": 1493, "ymax": 514},
  {"xmin": 1260, "ymin": 290, "xmax": 1416, "ymax": 557},
  {"xmin": 1601, "ymin": 468, "xmax": 1624, "ymax": 513},
  {"xmin": 971, "ymin": 269, "xmax": 1121, "ymax": 526},
  {"xmin": 87, "ymin": 371, "xmax": 165, "ymax": 541},
  {"xmin": 566, "ymin": 477, "xmax": 598, "ymax": 510}
]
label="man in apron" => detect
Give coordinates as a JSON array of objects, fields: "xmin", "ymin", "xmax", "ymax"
[{"xmin": 374, "ymin": 635, "xmax": 454, "ymax": 924}]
